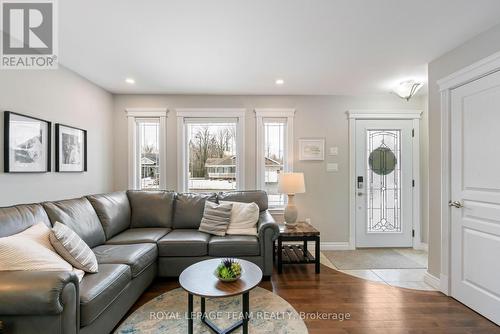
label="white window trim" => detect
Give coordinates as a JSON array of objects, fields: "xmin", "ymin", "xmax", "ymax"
[
  {"xmin": 255, "ymin": 108, "xmax": 295, "ymax": 211},
  {"xmin": 125, "ymin": 108, "xmax": 169, "ymax": 190},
  {"xmin": 176, "ymin": 108, "xmax": 246, "ymax": 192}
]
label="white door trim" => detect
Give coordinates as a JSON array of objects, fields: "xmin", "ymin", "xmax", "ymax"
[
  {"xmin": 438, "ymin": 51, "xmax": 500, "ymax": 295},
  {"xmin": 347, "ymin": 110, "xmax": 422, "ymax": 250}
]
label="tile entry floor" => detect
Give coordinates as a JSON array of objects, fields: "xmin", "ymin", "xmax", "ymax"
[{"xmin": 320, "ymin": 251, "xmax": 436, "ymax": 291}]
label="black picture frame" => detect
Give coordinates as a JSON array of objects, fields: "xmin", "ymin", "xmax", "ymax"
[
  {"xmin": 4, "ymin": 111, "xmax": 51, "ymax": 173},
  {"xmin": 55, "ymin": 123, "xmax": 87, "ymax": 172}
]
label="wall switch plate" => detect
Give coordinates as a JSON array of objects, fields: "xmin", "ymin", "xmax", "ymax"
[
  {"xmin": 328, "ymin": 147, "xmax": 338, "ymax": 156},
  {"xmin": 327, "ymin": 163, "xmax": 338, "ymax": 172}
]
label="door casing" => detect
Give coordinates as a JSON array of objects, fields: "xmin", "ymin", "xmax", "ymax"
[{"xmin": 348, "ymin": 110, "xmax": 422, "ymax": 250}]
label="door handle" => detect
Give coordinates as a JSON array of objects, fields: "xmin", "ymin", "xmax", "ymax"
[
  {"xmin": 357, "ymin": 192, "xmax": 364, "ymax": 196},
  {"xmin": 448, "ymin": 200, "xmax": 463, "ymax": 208}
]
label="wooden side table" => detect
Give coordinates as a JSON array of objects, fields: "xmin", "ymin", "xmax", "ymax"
[{"xmin": 275, "ymin": 221, "xmax": 321, "ymax": 274}]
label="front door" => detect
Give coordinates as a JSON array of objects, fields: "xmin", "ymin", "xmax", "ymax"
[
  {"xmin": 450, "ymin": 70, "xmax": 500, "ymax": 325},
  {"xmin": 355, "ymin": 119, "xmax": 414, "ymax": 247}
]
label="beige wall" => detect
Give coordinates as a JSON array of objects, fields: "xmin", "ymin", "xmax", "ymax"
[
  {"xmin": 0, "ymin": 67, "xmax": 115, "ymax": 206},
  {"xmin": 113, "ymin": 94, "xmax": 426, "ymax": 244},
  {"xmin": 427, "ymin": 23, "xmax": 500, "ymax": 277}
]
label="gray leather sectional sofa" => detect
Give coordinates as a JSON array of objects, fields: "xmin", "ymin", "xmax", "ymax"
[{"xmin": 0, "ymin": 190, "xmax": 279, "ymax": 334}]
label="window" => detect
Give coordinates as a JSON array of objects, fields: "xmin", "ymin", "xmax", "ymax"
[
  {"xmin": 126, "ymin": 108, "xmax": 168, "ymax": 190},
  {"xmin": 177, "ymin": 109, "xmax": 246, "ymax": 192},
  {"xmin": 137, "ymin": 119, "xmax": 160, "ymax": 190},
  {"xmin": 255, "ymin": 109, "xmax": 295, "ymax": 209}
]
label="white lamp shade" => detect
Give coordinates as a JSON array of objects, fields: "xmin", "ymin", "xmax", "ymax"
[
  {"xmin": 278, "ymin": 172, "xmax": 306, "ymax": 194},
  {"xmin": 392, "ymin": 80, "xmax": 423, "ymax": 101}
]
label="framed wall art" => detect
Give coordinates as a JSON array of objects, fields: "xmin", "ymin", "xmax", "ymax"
[
  {"xmin": 55, "ymin": 123, "xmax": 87, "ymax": 172},
  {"xmin": 4, "ymin": 111, "xmax": 51, "ymax": 173},
  {"xmin": 298, "ymin": 138, "xmax": 325, "ymax": 161}
]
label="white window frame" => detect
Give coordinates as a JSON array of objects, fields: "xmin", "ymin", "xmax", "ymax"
[
  {"xmin": 255, "ymin": 108, "xmax": 295, "ymax": 210},
  {"xmin": 176, "ymin": 108, "xmax": 246, "ymax": 192},
  {"xmin": 125, "ymin": 108, "xmax": 168, "ymax": 190}
]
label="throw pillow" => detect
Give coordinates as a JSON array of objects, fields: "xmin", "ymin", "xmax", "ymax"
[
  {"xmin": 50, "ymin": 222, "xmax": 98, "ymax": 273},
  {"xmin": 220, "ymin": 201, "xmax": 259, "ymax": 236},
  {"xmin": 198, "ymin": 201, "xmax": 233, "ymax": 236},
  {"xmin": 0, "ymin": 222, "xmax": 84, "ymax": 281}
]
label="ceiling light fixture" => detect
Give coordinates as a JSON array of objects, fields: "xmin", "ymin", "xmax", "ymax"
[
  {"xmin": 392, "ymin": 80, "xmax": 423, "ymax": 101},
  {"xmin": 275, "ymin": 79, "xmax": 284, "ymax": 85},
  {"xmin": 125, "ymin": 78, "xmax": 135, "ymax": 84}
]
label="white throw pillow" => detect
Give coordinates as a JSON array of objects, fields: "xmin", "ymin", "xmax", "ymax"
[
  {"xmin": 0, "ymin": 222, "xmax": 84, "ymax": 281},
  {"xmin": 220, "ymin": 201, "xmax": 259, "ymax": 236}
]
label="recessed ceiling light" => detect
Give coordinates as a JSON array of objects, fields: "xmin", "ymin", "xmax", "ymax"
[
  {"xmin": 275, "ymin": 79, "xmax": 284, "ymax": 85},
  {"xmin": 125, "ymin": 78, "xmax": 135, "ymax": 84}
]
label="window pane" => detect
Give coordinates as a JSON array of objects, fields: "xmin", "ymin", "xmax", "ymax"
[
  {"xmin": 138, "ymin": 120, "xmax": 160, "ymax": 190},
  {"xmin": 264, "ymin": 120, "xmax": 286, "ymax": 207},
  {"xmin": 186, "ymin": 121, "xmax": 237, "ymax": 193},
  {"xmin": 366, "ymin": 130, "xmax": 401, "ymax": 233}
]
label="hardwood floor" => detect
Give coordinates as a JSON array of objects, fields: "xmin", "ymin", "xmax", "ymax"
[{"xmin": 129, "ymin": 264, "xmax": 500, "ymax": 333}]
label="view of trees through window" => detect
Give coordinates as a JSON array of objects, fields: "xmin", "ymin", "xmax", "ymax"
[
  {"xmin": 187, "ymin": 122, "xmax": 237, "ymax": 192},
  {"xmin": 264, "ymin": 120, "xmax": 286, "ymax": 207},
  {"xmin": 138, "ymin": 119, "xmax": 160, "ymax": 190}
]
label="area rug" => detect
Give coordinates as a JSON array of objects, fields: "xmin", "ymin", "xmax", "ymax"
[
  {"xmin": 115, "ymin": 287, "xmax": 308, "ymax": 333},
  {"xmin": 323, "ymin": 248, "xmax": 427, "ymax": 270}
]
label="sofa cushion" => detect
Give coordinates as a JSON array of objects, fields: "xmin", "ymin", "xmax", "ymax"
[
  {"xmin": 50, "ymin": 222, "xmax": 98, "ymax": 273},
  {"xmin": 106, "ymin": 228, "xmax": 170, "ymax": 245},
  {"xmin": 79, "ymin": 264, "xmax": 131, "ymax": 326},
  {"xmin": 87, "ymin": 192, "xmax": 131, "ymax": 239},
  {"xmin": 198, "ymin": 201, "xmax": 232, "ymax": 236},
  {"xmin": 0, "ymin": 204, "xmax": 51, "ymax": 237},
  {"xmin": 208, "ymin": 235, "xmax": 260, "ymax": 257},
  {"xmin": 127, "ymin": 190, "xmax": 175, "ymax": 228},
  {"xmin": 217, "ymin": 190, "xmax": 268, "ymax": 212},
  {"xmin": 158, "ymin": 230, "xmax": 210, "ymax": 257},
  {"xmin": 43, "ymin": 198, "xmax": 106, "ymax": 248},
  {"xmin": 173, "ymin": 193, "xmax": 217, "ymax": 229},
  {"xmin": 92, "ymin": 243, "xmax": 157, "ymax": 277}
]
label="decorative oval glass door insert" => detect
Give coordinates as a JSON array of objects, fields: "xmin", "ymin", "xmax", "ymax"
[{"xmin": 366, "ymin": 130, "xmax": 401, "ymax": 233}]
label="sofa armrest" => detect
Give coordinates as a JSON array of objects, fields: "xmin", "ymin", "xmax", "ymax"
[
  {"xmin": 0, "ymin": 271, "xmax": 79, "ymax": 315},
  {"xmin": 257, "ymin": 210, "xmax": 279, "ymax": 276},
  {"xmin": 257, "ymin": 210, "xmax": 279, "ymax": 241}
]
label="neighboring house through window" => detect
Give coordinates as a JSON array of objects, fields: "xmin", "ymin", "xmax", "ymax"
[
  {"xmin": 126, "ymin": 108, "xmax": 168, "ymax": 190},
  {"xmin": 177, "ymin": 109, "xmax": 246, "ymax": 193},
  {"xmin": 255, "ymin": 109, "xmax": 295, "ymax": 209}
]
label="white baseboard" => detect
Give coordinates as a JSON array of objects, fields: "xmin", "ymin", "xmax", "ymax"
[
  {"xmin": 424, "ymin": 271, "xmax": 441, "ymax": 290},
  {"xmin": 440, "ymin": 274, "xmax": 449, "ymax": 295},
  {"xmin": 320, "ymin": 242, "xmax": 351, "ymax": 251},
  {"xmin": 414, "ymin": 242, "xmax": 428, "ymax": 251}
]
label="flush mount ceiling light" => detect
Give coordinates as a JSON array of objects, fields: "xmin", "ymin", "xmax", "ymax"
[
  {"xmin": 125, "ymin": 78, "xmax": 135, "ymax": 84},
  {"xmin": 392, "ymin": 80, "xmax": 423, "ymax": 101},
  {"xmin": 275, "ymin": 79, "xmax": 284, "ymax": 85}
]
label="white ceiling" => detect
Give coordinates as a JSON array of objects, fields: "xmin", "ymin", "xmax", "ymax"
[{"xmin": 59, "ymin": 0, "xmax": 500, "ymax": 95}]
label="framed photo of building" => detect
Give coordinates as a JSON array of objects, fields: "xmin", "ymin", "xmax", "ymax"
[
  {"xmin": 55, "ymin": 124, "xmax": 87, "ymax": 172},
  {"xmin": 4, "ymin": 111, "xmax": 51, "ymax": 173},
  {"xmin": 299, "ymin": 138, "xmax": 325, "ymax": 161}
]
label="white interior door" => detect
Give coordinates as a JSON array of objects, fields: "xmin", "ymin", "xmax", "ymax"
[
  {"xmin": 450, "ymin": 70, "xmax": 500, "ymax": 325},
  {"xmin": 355, "ymin": 119, "xmax": 414, "ymax": 247}
]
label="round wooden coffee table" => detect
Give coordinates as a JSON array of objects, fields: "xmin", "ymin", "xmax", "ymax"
[{"xmin": 179, "ymin": 259, "xmax": 263, "ymax": 334}]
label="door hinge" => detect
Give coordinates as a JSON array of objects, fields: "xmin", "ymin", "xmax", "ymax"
[
  {"xmin": 412, "ymin": 179, "xmax": 415, "ymax": 187},
  {"xmin": 412, "ymin": 129, "xmax": 415, "ymax": 137},
  {"xmin": 412, "ymin": 229, "xmax": 415, "ymax": 238}
]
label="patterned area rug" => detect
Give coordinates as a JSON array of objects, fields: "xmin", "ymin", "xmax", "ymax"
[
  {"xmin": 323, "ymin": 248, "xmax": 427, "ymax": 270},
  {"xmin": 115, "ymin": 287, "xmax": 308, "ymax": 333}
]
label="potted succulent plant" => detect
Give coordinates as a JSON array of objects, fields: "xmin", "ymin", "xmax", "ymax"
[{"xmin": 214, "ymin": 258, "xmax": 243, "ymax": 282}]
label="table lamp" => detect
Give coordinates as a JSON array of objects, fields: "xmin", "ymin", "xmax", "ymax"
[{"xmin": 278, "ymin": 172, "xmax": 306, "ymax": 227}]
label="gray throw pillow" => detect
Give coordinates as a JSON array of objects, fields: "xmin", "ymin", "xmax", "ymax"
[
  {"xmin": 49, "ymin": 222, "xmax": 98, "ymax": 273},
  {"xmin": 198, "ymin": 201, "xmax": 233, "ymax": 236}
]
